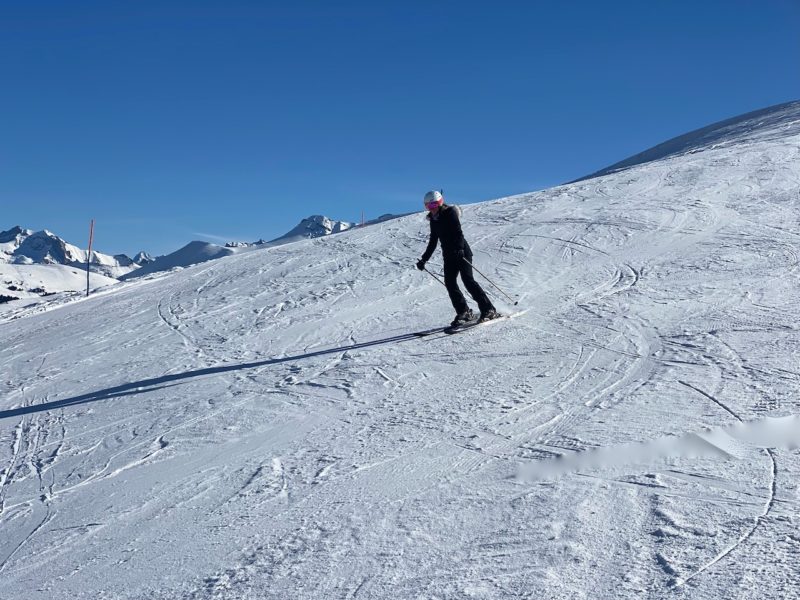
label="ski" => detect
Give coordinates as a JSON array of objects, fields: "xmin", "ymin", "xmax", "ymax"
[
  {"xmin": 443, "ymin": 309, "xmax": 528, "ymax": 335},
  {"xmin": 444, "ymin": 314, "xmax": 505, "ymax": 335}
]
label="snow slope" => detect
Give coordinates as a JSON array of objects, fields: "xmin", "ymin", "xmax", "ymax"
[
  {"xmin": 120, "ymin": 241, "xmax": 236, "ymax": 280},
  {"xmin": 1, "ymin": 102, "xmax": 800, "ymax": 599},
  {"xmin": 124, "ymin": 216, "xmax": 361, "ymax": 280},
  {"xmin": 0, "ymin": 264, "xmax": 119, "ymax": 304},
  {"xmin": 577, "ymin": 100, "xmax": 800, "ymax": 180}
]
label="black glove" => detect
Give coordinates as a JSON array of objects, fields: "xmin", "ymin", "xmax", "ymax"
[{"xmin": 416, "ymin": 259, "xmax": 426, "ymax": 271}]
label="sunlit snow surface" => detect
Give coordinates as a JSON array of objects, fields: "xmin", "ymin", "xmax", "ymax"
[{"xmin": 2, "ymin": 102, "xmax": 800, "ymax": 599}]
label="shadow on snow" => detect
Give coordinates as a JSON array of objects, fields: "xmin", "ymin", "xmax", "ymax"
[{"xmin": 0, "ymin": 326, "xmax": 445, "ymax": 420}]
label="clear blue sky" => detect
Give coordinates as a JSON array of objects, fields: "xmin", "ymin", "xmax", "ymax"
[{"xmin": 2, "ymin": 0, "xmax": 799, "ymax": 256}]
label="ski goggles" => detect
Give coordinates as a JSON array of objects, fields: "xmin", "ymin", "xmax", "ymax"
[{"xmin": 425, "ymin": 201, "xmax": 441, "ymax": 210}]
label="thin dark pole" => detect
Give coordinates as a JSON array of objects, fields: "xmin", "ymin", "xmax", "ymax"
[
  {"xmin": 423, "ymin": 266, "xmax": 447, "ymax": 287},
  {"xmin": 86, "ymin": 219, "xmax": 95, "ymax": 297},
  {"xmin": 462, "ymin": 257, "xmax": 518, "ymax": 305}
]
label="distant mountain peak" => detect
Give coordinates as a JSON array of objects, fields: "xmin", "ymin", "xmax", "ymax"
[
  {"xmin": 302, "ymin": 215, "xmax": 353, "ymax": 236},
  {"xmin": 134, "ymin": 251, "xmax": 155, "ymax": 265},
  {"xmin": 17, "ymin": 230, "xmax": 78, "ymax": 265},
  {"xmin": 0, "ymin": 225, "xmax": 142, "ymax": 278},
  {"xmin": 272, "ymin": 215, "xmax": 355, "ymax": 244},
  {"xmin": 0, "ymin": 226, "xmax": 33, "ymax": 244}
]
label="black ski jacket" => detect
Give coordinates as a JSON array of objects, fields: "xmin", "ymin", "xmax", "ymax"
[{"xmin": 420, "ymin": 204, "xmax": 470, "ymax": 263}]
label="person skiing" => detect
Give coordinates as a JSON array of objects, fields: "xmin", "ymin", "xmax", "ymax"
[{"xmin": 416, "ymin": 190, "xmax": 498, "ymax": 326}]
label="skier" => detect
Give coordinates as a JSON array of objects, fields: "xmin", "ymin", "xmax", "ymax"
[{"xmin": 416, "ymin": 190, "xmax": 498, "ymax": 326}]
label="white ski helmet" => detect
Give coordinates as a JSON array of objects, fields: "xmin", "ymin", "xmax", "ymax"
[{"xmin": 423, "ymin": 190, "xmax": 444, "ymax": 208}]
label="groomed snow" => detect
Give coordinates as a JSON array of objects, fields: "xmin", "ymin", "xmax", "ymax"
[
  {"xmin": 120, "ymin": 241, "xmax": 236, "ymax": 280},
  {"xmin": 0, "ymin": 264, "xmax": 119, "ymax": 308},
  {"xmin": 1, "ymin": 101, "xmax": 800, "ymax": 599}
]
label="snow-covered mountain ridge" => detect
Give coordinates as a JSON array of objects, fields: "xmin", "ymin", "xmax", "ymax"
[
  {"xmin": 270, "ymin": 214, "xmax": 355, "ymax": 243},
  {"xmin": 0, "ymin": 226, "xmax": 145, "ymax": 272},
  {"xmin": 0, "ymin": 227, "xmax": 146, "ymax": 305},
  {"xmin": 2, "ymin": 101, "xmax": 800, "ymax": 599},
  {"xmin": 0, "ymin": 214, "xmax": 364, "ymax": 305},
  {"xmin": 577, "ymin": 99, "xmax": 800, "ymax": 180}
]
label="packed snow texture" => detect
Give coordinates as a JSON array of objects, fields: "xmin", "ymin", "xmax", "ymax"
[
  {"xmin": 1, "ymin": 101, "xmax": 800, "ymax": 599},
  {"xmin": 120, "ymin": 241, "xmax": 236, "ymax": 280},
  {"xmin": 0, "ymin": 264, "xmax": 119, "ymax": 305}
]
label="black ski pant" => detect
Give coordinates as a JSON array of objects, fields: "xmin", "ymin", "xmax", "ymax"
[{"xmin": 443, "ymin": 252, "xmax": 494, "ymax": 315}]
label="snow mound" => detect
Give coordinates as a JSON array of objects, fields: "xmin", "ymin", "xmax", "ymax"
[
  {"xmin": 121, "ymin": 241, "xmax": 235, "ymax": 279},
  {"xmin": 0, "ymin": 263, "xmax": 119, "ymax": 311},
  {"xmin": 578, "ymin": 99, "xmax": 800, "ymax": 181}
]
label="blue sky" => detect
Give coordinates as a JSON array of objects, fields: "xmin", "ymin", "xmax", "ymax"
[{"xmin": 2, "ymin": 0, "xmax": 799, "ymax": 256}]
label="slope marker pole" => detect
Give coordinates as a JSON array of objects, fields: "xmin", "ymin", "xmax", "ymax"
[{"xmin": 86, "ymin": 219, "xmax": 95, "ymax": 297}]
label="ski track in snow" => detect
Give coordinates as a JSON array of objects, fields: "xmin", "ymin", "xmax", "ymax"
[{"xmin": 1, "ymin": 103, "xmax": 800, "ymax": 599}]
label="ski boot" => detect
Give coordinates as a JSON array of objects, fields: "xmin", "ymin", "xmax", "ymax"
[
  {"xmin": 478, "ymin": 308, "xmax": 499, "ymax": 323},
  {"xmin": 451, "ymin": 308, "xmax": 475, "ymax": 327}
]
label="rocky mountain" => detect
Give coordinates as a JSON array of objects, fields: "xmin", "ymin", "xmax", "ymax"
[
  {"xmin": 133, "ymin": 251, "xmax": 155, "ymax": 265},
  {"xmin": 0, "ymin": 226, "xmax": 148, "ymax": 276},
  {"xmin": 269, "ymin": 215, "xmax": 355, "ymax": 244},
  {"xmin": 0, "ymin": 226, "xmax": 147, "ymax": 304}
]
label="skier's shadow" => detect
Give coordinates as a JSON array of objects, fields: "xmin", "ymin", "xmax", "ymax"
[{"xmin": 0, "ymin": 326, "xmax": 445, "ymax": 420}]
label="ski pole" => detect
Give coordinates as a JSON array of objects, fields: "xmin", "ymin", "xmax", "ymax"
[
  {"xmin": 462, "ymin": 257, "xmax": 519, "ymax": 305},
  {"xmin": 423, "ymin": 266, "xmax": 447, "ymax": 288}
]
